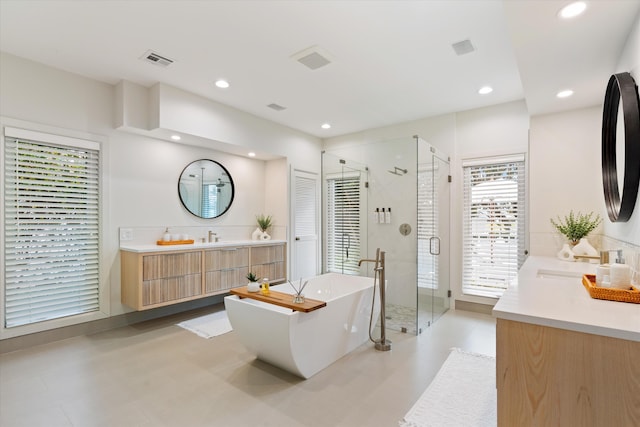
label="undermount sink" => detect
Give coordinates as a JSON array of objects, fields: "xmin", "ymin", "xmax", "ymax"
[{"xmin": 536, "ymin": 269, "xmax": 584, "ymax": 280}]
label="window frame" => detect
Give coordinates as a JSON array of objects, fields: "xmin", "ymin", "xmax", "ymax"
[
  {"xmin": 1, "ymin": 118, "xmax": 108, "ymax": 339},
  {"xmin": 324, "ymin": 171, "xmax": 363, "ymax": 275},
  {"xmin": 461, "ymin": 154, "xmax": 528, "ymax": 298}
]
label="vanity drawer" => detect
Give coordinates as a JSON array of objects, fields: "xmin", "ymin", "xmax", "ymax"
[
  {"xmin": 142, "ymin": 273, "xmax": 202, "ymax": 306},
  {"xmin": 205, "ymin": 267, "xmax": 249, "ymax": 293},
  {"xmin": 250, "ymin": 244, "xmax": 284, "ymax": 265},
  {"xmin": 142, "ymin": 252, "xmax": 201, "ymax": 280},
  {"xmin": 204, "ymin": 247, "xmax": 249, "ymax": 271}
]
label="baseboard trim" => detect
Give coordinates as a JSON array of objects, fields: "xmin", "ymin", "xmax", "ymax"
[
  {"xmin": 454, "ymin": 299, "xmax": 495, "ymax": 315},
  {"xmin": 0, "ymin": 294, "xmax": 225, "ymax": 354}
]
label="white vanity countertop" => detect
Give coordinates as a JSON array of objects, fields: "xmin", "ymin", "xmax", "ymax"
[
  {"xmin": 493, "ymin": 256, "xmax": 640, "ymax": 342},
  {"xmin": 120, "ymin": 239, "xmax": 286, "ymax": 253}
]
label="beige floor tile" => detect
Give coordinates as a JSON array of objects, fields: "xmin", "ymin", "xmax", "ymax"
[{"xmin": 0, "ymin": 307, "xmax": 495, "ymax": 427}]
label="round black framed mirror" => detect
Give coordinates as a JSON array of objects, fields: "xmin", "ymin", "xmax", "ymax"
[
  {"xmin": 601, "ymin": 72, "xmax": 640, "ymax": 222},
  {"xmin": 178, "ymin": 159, "xmax": 235, "ymax": 219}
]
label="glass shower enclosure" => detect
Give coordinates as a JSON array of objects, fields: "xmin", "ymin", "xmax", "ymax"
[{"xmin": 322, "ymin": 136, "xmax": 450, "ymax": 334}]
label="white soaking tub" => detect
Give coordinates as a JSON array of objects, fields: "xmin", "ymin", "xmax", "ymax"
[{"xmin": 224, "ymin": 272, "xmax": 380, "ymax": 379}]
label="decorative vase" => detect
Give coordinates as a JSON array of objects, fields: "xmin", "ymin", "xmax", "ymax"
[
  {"xmin": 557, "ymin": 243, "xmax": 575, "ymax": 262},
  {"xmin": 572, "ymin": 237, "xmax": 598, "ymax": 262},
  {"xmin": 251, "ymin": 228, "xmax": 262, "ymax": 241},
  {"xmin": 260, "ymin": 231, "xmax": 271, "ymax": 241},
  {"xmin": 247, "ymin": 282, "xmax": 260, "ymax": 293}
]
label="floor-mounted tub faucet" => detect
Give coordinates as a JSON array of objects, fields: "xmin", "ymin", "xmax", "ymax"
[{"xmin": 359, "ymin": 248, "xmax": 391, "ymax": 351}]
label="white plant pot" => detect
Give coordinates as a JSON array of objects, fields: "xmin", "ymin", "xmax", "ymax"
[
  {"xmin": 247, "ymin": 282, "xmax": 260, "ymax": 293},
  {"xmin": 572, "ymin": 237, "xmax": 598, "ymax": 263},
  {"xmin": 557, "ymin": 243, "xmax": 575, "ymax": 262},
  {"xmin": 251, "ymin": 228, "xmax": 262, "ymax": 241}
]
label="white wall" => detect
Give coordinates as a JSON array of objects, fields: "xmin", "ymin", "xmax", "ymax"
[
  {"xmin": 0, "ymin": 52, "xmax": 323, "ymax": 337},
  {"xmin": 529, "ymin": 106, "xmax": 604, "ymax": 256}
]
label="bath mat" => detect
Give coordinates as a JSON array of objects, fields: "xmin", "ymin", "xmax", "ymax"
[
  {"xmin": 177, "ymin": 310, "xmax": 232, "ymax": 339},
  {"xmin": 399, "ymin": 348, "xmax": 496, "ymax": 427}
]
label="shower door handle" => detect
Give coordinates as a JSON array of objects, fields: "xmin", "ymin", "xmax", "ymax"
[{"xmin": 429, "ymin": 236, "xmax": 440, "ymax": 255}]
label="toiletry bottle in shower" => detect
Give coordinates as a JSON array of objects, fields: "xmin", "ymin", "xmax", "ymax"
[
  {"xmin": 379, "ymin": 208, "xmax": 385, "ymax": 223},
  {"xmin": 385, "ymin": 208, "xmax": 391, "ymax": 224},
  {"xmin": 374, "ymin": 208, "xmax": 379, "ymax": 223}
]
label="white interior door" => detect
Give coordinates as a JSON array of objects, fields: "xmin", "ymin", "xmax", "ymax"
[{"xmin": 292, "ymin": 169, "xmax": 319, "ymax": 280}]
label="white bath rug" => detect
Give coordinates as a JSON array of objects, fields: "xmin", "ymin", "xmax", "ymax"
[
  {"xmin": 177, "ymin": 310, "xmax": 232, "ymax": 339},
  {"xmin": 399, "ymin": 348, "xmax": 496, "ymax": 427}
]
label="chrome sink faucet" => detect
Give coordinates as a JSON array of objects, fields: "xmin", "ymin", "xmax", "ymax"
[{"xmin": 208, "ymin": 230, "xmax": 218, "ymax": 243}]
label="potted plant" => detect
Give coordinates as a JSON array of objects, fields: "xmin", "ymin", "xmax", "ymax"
[
  {"xmin": 550, "ymin": 211, "xmax": 602, "ymax": 245},
  {"xmin": 252, "ymin": 214, "xmax": 273, "ymax": 240},
  {"xmin": 246, "ymin": 272, "xmax": 260, "ymax": 292},
  {"xmin": 256, "ymin": 214, "xmax": 273, "ymax": 232}
]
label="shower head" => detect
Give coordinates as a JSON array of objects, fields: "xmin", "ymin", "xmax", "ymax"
[{"xmin": 388, "ymin": 166, "xmax": 408, "ymax": 175}]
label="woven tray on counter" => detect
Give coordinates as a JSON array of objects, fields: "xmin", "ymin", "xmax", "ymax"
[
  {"xmin": 582, "ymin": 274, "xmax": 640, "ymax": 304},
  {"xmin": 156, "ymin": 239, "xmax": 195, "ymax": 246}
]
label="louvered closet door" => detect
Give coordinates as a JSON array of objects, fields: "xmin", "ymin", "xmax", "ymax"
[{"xmin": 292, "ymin": 170, "xmax": 319, "ymax": 280}]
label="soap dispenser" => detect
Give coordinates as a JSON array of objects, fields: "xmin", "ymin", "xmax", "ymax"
[
  {"xmin": 162, "ymin": 227, "xmax": 171, "ymax": 242},
  {"xmin": 610, "ymin": 250, "xmax": 631, "ymax": 289}
]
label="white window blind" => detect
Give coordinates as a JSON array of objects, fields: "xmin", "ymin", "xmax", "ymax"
[
  {"xmin": 326, "ymin": 173, "xmax": 361, "ymax": 275},
  {"xmin": 462, "ymin": 156, "xmax": 525, "ymax": 297},
  {"xmin": 4, "ymin": 129, "xmax": 100, "ymax": 328}
]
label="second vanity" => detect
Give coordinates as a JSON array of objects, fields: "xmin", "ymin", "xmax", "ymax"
[
  {"xmin": 120, "ymin": 240, "xmax": 286, "ymax": 311},
  {"xmin": 493, "ymin": 256, "xmax": 640, "ymax": 426}
]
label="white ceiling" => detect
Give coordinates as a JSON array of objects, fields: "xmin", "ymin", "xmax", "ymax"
[{"xmin": 1, "ymin": 0, "xmax": 638, "ymax": 139}]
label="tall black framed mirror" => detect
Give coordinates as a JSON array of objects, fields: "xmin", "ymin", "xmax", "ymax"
[
  {"xmin": 601, "ymin": 72, "xmax": 640, "ymax": 222},
  {"xmin": 178, "ymin": 159, "xmax": 235, "ymax": 218}
]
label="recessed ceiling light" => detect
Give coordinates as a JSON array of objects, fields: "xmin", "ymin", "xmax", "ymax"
[
  {"xmin": 248, "ymin": 152, "xmax": 256, "ymax": 157},
  {"xmin": 557, "ymin": 89, "xmax": 574, "ymax": 98},
  {"xmin": 215, "ymin": 79, "xmax": 230, "ymax": 89},
  {"xmin": 170, "ymin": 135, "xmax": 181, "ymax": 141},
  {"xmin": 478, "ymin": 86, "xmax": 493, "ymax": 95},
  {"xmin": 559, "ymin": 2, "xmax": 587, "ymax": 19},
  {"xmin": 321, "ymin": 123, "xmax": 331, "ymax": 129}
]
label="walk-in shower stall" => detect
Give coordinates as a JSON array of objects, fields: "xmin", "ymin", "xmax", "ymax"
[{"xmin": 322, "ymin": 136, "xmax": 450, "ymax": 334}]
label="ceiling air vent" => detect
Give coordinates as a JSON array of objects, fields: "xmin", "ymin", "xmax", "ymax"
[
  {"xmin": 291, "ymin": 45, "xmax": 332, "ymax": 70},
  {"xmin": 140, "ymin": 50, "xmax": 174, "ymax": 67},
  {"xmin": 267, "ymin": 103, "xmax": 287, "ymax": 111},
  {"xmin": 451, "ymin": 39, "xmax": 475, "ymax": 56}
]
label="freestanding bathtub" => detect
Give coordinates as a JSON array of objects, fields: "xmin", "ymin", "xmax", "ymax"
[{"xmin": 224, "ymin": 272, "xmax": 380, "ymax": 379}]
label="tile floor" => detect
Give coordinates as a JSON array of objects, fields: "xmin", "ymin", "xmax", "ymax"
[{"xmin": 0, "ymin": 306, "xmax": 496, "ymax": 427}]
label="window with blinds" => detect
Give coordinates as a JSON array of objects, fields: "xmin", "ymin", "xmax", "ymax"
[
  {"xmin": 4, "ymin": 128, "xmax": 100, "ymax": 328},
  {"xmin": 462, "ymin": 155, "xmax": 526, "ymax": 298},
  {"xmin": 326, "ymin": 173, "xmax": 361, "ymax": 275}
]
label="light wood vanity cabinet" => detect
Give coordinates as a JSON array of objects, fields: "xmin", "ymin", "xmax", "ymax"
[
  {"xmin": 204, "ymin": 247, "xmax": 249, "ymax": 294},
  {"xmin": 121, "ymin": 250, "xmax": 203, "ymax": 310},
  {"xmin": 121, "ymin": 242, "xmax": 286, "ymax": 310},
  {"xmin": 250, "ymin": 244, "xmax": 286, "ymax": 283}
]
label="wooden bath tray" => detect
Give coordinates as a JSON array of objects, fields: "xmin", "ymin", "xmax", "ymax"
[
  {"xmin": 582, "ymin": 274, "xmax": 640, "ymax": 304},
  {"xmin": 230, "ymin": 286, "xmax": 326, "ymax": 312},
  {"xmin": 156, "ymin": 239, "xmax": 195, "ymax": 246}
]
